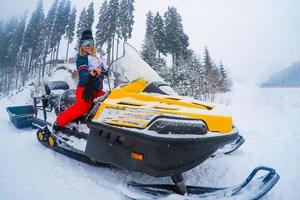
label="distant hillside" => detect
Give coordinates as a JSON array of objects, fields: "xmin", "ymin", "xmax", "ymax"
[{"xmin": 260, "ymin": 62, "xmax": 300, "ymax": 88}]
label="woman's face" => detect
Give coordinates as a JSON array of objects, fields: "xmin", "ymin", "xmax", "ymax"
[{"xmin": 82, "ymin": 45, "xmax": 92, "ymax": 55}]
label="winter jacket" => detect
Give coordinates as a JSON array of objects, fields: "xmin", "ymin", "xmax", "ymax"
[{"xmin": 76, "ymin": 54, "xmax": 108, "ymax": 90}]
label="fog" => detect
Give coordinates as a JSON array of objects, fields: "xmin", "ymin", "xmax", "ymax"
[{"xmin": 1, "ymin": 0, "xmax": 300, "ymax": 84}]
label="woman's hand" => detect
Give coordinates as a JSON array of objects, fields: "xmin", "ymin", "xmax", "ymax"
[{"xmin": 91, "ymin": 68, "xmax": 102, "ymax": 77}]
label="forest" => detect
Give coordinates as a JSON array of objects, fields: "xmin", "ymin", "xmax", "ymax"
[{"xmin": 0, "ymin": 0, "xmax": 231, "ymax": 101}]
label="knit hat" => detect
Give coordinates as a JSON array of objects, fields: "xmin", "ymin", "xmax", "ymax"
[
  {"xmin": 80, "ymin": 30, "xmax": 94, "ymax": 46},
  {"xmin": 81, "ymin": 30, "xmax": 94, "ymax": 40}
]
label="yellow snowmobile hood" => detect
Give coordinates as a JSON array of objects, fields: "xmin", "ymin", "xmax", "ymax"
[{"xmin": 92, "ymin": 79, "xmax": 233, "ymax": 134}]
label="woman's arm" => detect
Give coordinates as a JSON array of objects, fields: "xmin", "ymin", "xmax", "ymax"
[{"xmin": 76, "ymin": 55, "xmax": 91, "ymax": 85}]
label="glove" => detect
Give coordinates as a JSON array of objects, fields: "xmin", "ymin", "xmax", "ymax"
[{"xmin": 82, "ymin": 75, "xmax": 94, "ymax": 103}]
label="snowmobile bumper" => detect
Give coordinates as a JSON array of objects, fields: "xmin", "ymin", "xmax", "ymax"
[{"xmin": 85, "ymin": 122, "xmax": 239, "ymax": 177}]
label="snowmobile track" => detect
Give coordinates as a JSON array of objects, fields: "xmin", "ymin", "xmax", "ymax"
[{"xmin": 37, "ymin": 129, "xmax": 112, "ymax": 168}]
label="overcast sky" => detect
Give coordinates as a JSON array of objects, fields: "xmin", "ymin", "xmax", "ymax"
[{"xmin": 1, "ymin": 0, "xmax": 300, "ymax": 83}]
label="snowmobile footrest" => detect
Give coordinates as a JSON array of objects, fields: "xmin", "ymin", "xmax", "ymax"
[{"xmin": 32, "ymin": 117, "xmax": 52, "ymax": 129}]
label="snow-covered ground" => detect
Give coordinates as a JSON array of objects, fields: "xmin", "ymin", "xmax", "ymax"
[{"xmin": 1, "ymin": 77, "xmax": 300, "ymax": 199}]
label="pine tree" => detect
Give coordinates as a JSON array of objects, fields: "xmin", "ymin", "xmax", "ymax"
[
  {"xmin": 36, "ymin": 0, "xmax": 61, "ymax": 77},
  {"xmin": 153, "ymin": 12, "xmax": 166, "ymax": 58},
  {"xmin": 53, "ymin": 0, "xmax": 71, "ymax": 63},
  {"xmin": 119, "ymin": 0, "xmax": 135, "ymax": 41},
  {"xmin": 164, "ymin": 6, "xmax": 189, "ymax": 66},
  {"xmin": 22, "ymin": 0, "xmax": 44, "ymax": 56},
  {"xmin": 86, "ymin": 2, "xmax": 95, "ymax": 31},
  {"xmin": 96, "ymin": 0, "xmax": 110, "ymax": 51},
  {"xmin": 141, "ymin": 37, "xmax": 157, "ymax": 68},
  {"xmin": 77, "ymin": 8, "xmax": 87, "ymax": 47},
  {"xmin": 106, "ymin": 0, "xmax": 120, "ymax": 64},
  {"xmin": 203, "ymin": 46, "xmax": 213, "ymax": 72},
  {"xmin": 202, "ymin": 47, "xmax": 221, "ymax": 101},
  {"xmin": 22, "ymin": 0, "xmax": 44, "ymax": 75},
  {"xmin": 65, "ymin": 6, "xmax": 76, "ymax": 63},
  {"xmin": 180, "ymin": 33, "xmax": 189, "ymax": 59},
  {"xmin": 186, "ymin": 50, "xmax": 204, "ymax": 98},
  {"xmin": 141, "ymin": 12, "xmax": 156, "ymax": 68},
  {"xmin": 145, "ymin": 11, "xmax": 154, "ymax": 39},
  {"xmin": 1, "ymin": 18, "xmax": 17, "ymax": 93},
  {"xmin": 219, "ymin": 62, "xmax": 226, "ymax": 81},
  {"xmin": 218, "ymin": 62, "xmax": 231, "ymax": 92},
  {"xmin": 8, "ymin": 16, "xmax": 26, "ymax": 58},
  {"xmin": 141, "ymin": 11, "xmax": 168, "ymax": 81},
  {"xmin": 0, "ymin": 16, "xmax": 28, "ymax": 93},
  {"xmin": 48, "ymin": 0, "xmax": 59, "ymax": 60}
]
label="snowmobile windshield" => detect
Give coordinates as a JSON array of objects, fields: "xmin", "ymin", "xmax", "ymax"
[{"xmin": 109, "ymin": 42, "xmax": 177, "ymax": 95}]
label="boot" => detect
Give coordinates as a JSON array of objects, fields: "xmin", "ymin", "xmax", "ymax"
[{"xmin": 53, "ymin": 121, "xmax": 63, "ymax": 133}]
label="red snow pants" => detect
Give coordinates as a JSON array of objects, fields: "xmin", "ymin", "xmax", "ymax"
[{"xmin": 56, "ymin": 87, "xmax": 105, "ymax": 126}]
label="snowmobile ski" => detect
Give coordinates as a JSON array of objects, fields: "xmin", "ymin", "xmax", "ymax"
[{"xmin": 121, "ymin": 166, "xmax": 279, "ymax": 200}]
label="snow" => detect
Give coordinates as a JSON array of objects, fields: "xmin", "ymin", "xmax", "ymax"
[{"xmin": 1, "ymin": 70, "xmax": 300, "ymax": 199}]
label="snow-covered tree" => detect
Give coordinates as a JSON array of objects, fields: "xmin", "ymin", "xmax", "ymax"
[
  {"xmin": 141, "ymin": 37, "xmax": 157, "ymax": 68},
  {"xmin": 164, "ymin": 6, "xmax": 189, "ymax": 67},
  {"xmin": 47, "ymin": 0, "xmax": 59, "ymax": 58},
  {"xmin": 36, "ymin": 0, "xmax": 60, "ymax": 78},
  {"xmin": 22, "ymin": 0, "xmax": 44, "ymax": 66},
  {"xmin": 119, "ymin": 0, "xmax": 135, "ymax": 41},
  {"xmin": 96, "ymin": 0, "xmax": 135, "ymax": 62},
  {"xmin": 86, "ymin": 2, "xmax": 95, "ymax": 31},
  {"xmin": 52, "ymin": 0, "xmax": 71, "ymax": 63},
  {"xmin": 201, "ymin": 47, "xmax": 223, "ymax": 100},
  {"xmin": 77, "ymin": 8, "xmax": 87, "ymax": 47},
  {"xmin": 76, "ymin": 3, "xmax": 94, "ymax": 46},
  {"xmin": 153, "ymin": 12, "xmax": 166, "ymax": 58},
  {"xmin": 96, "ymin": 0, "xmax": 110, "ymax": 52},
  {"xmin": 145, "ymin": 11, "xmax": 154, "ymax": 39},
  {"xmin": 107, "ymin": 0, "xmax": 120, "ymax": 64},
  {"xmin": 203, "ymin": 47, "xmax": 213, "ymax": 72},
  {"xmin": 65, "ymin": 6, "xmax": 76, "ymax": 63},
  {"xmin": 0, "ymin": 14, "xmax": 28, "ymax": 93},
  {"xmin": 141, "ymin": 11, "xmax": 168, "ymax": 81},
  {"xmin": 218, "ymin": 62, "xmax": 231, "ymax": 92}
]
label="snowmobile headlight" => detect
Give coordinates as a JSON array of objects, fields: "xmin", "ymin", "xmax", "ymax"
[{"xmin": 148, "ymin": 118, "xmax": 208, "ymax": 135}]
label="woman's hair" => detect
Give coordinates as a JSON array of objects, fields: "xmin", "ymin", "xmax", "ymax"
[{"xmin": 79, "ymin": 46, "xmax": 97, "ymax": 57}]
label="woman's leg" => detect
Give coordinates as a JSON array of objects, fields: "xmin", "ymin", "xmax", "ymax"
[{"xmin": 56, "ymin": 87, "xmax": 92, "ymax": 126}]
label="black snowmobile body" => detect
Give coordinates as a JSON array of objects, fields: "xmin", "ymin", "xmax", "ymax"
[{"xmin": 86, "ymin": 122, "xmax": 239, "ymax": 177}]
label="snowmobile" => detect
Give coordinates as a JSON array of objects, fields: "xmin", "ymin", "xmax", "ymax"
[{"xmin": 32, "ymin": 42, "xmax": 278, "ymax": 199}]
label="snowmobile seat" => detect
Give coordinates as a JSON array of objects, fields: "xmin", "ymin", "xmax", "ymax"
[
  {"xmin": 45, "ymin": 81, "xmax": 70, "ymax": 95},
  {"xmin": 60, "ymin": 89, "xmax": 76, "ymax": 109},
  {"xmin": 59, "ymin": 89, "xmax": 92, "ymax": 123}
]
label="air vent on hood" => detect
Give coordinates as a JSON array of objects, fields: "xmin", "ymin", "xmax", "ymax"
[
  {"xmin": 192, "ymin": 102, "xmax": 213, "ymax": 110},
  {"xmin": 153, "ymin": 106, "xmax": 179, "ymax": 110},
  {"xmin": 118, "ymin": 102, "xmax": 143, "ymax": 107}
]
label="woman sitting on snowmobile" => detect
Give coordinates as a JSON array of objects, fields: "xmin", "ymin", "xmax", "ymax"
[{"xmin": 53, "ymin": 30, "xmax": 108, "ymax": 132}]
